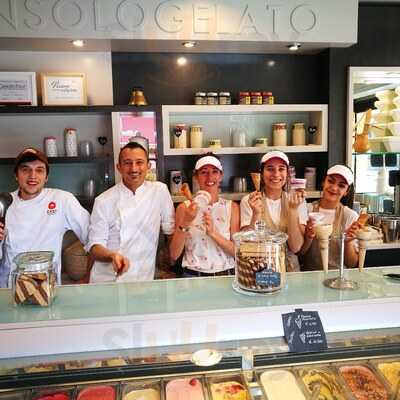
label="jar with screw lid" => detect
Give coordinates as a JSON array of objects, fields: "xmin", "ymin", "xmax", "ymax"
[
  {"xmin": 207, "ymin": 92, "xmax": 218, "ymax": 105},
  {"xmin": 272, "ymin": 123, "xmax": 287, "ymax": 146},
  {"xmin": 194, "ymin": 91, "xmax": 207, "ymax": 105}
]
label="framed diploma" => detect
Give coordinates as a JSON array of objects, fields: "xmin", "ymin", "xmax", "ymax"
[
  {"xmin": 0, "ymin": 72, "xmax": 37, "ymax": 106},
  {"xmin": 41, "ymin": 73, "xmax": 87, "ymax": 106}
]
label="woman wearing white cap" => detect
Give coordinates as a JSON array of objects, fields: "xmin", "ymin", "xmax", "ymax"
[
  {"xmin": 240, "ymin": 150, "xmax": 308, "ymax": 271},
  {"xmin": 299, "ymin": 165, "xmax": 360, "ymax": 270},
  {"xmin": 170, "ymin": 154, "xmax": 240, "ymax": 276}
]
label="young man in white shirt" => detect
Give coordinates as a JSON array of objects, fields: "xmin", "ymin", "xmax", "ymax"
[
  {"xmin": 88, "ymin": 142, "xmax": 175, "ymax": 283},
  {"xmin": 0, "ymin": 148, "xmax": 90, "ymax": 287}
]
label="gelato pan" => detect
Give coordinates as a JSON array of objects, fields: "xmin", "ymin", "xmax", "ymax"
[
  {"xmin": 77, "ymin": 385, "xmax": 116, "ymax": 400},
  {"xmin": 339, "ymin": 365, "xmax": 389, "ymax": 400},
  {"xmin": 23, "ymin": 364, "xmax": 58, "ymax": 373},
  {"xmin": 377, "ymin": 361, "xmax": 400, "ymax": 390},
  {"xmin": 64, "ymin": 360, "xmax": 102, "ymax": 370},
  {"xmin": 34, "ymin": 393, "xmax": 70, "ymax": 400},
  {"xmin": 166, "ymin": 378, "xmax": 204, "ymax": 400},
  {"xmin": 298, "ymin": 367, "xmax": 346, "ymax": 400},
  {"xmin": 104, "ymin": 358, "xmax": 128, "ymax": 367},
  {"xmin": 123, "ymin": 388, "xmax": 159, "ymax": 400},
  {"xmin": 0, "ymin": 391, "xmax": 29, "ymax": 400},
  {"xmin": 260, "ymin": 369, "xmax": 306, "ymax": 400},
  {"xmin": 210, "ymin": 381, "xmax": 249, "ymax": 400}
]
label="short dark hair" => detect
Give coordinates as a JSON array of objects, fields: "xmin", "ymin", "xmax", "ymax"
[
  {"xmin": 14, "ymin": 148, "xmax": 49, "ymax": 176},
  {"xmin": 118, "ymin": 142, "xmax": 149, "ymax": 164}
]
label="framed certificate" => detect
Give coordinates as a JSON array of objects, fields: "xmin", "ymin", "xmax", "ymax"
[
  {"xmin": 0, "ymin": 72, "xmax": 37, "ymax": 105},
  {"xmin": 41, "ymin": 73, "xmax": 87, "ymax": 106}
]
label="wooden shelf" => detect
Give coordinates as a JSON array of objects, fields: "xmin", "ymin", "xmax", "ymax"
[
  {"xmin": 0, "ymin": 156, "xmax": 111, "ymax": 164},
  {"xmin": 0, "ymin": 105, "xmax": 160, "ymax": 114}
]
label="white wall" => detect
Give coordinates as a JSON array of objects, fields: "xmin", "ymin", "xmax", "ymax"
[{"xmin": 0, "ymin": 51, "xmax": 113, "ymax": 105}]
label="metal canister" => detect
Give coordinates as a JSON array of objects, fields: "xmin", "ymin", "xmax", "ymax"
[{"xmin": 169, "ymin": 170, "xmax": 183, "ymax": 195}]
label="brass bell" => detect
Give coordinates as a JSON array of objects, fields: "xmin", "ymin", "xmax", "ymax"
[{"xmin": 128, "ymin": 86, "xmax": 148, "ymax": 106}]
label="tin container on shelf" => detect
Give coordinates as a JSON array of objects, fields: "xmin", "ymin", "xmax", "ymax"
[
  {"xmin": 209, "ymin": 138, "xmax": 222, "ymax": 149},
  {"xmin": 255, "ymin": 137, "xmax": 268, "ymax": 147},
  {"xmin": 250, "ymin": 91, "xmax": 262, "ymax": 105},
  {"xmin": 64, "ymin": 127, "xmax": 78, "ymax": 156},
  {"xmin": 12, "ymin": 251, "xmax": 56, "ymax": 306},
  {"xmin": 233, "ymin": 221, "xmax": 288, "ymax": 295},
  {"xmin": 44, "ymin": 136, "xmax": 58, "ymax": 157},
  {"xmin": 239, "ymin": 91, "xmax": 251, "ymax": 105},
  {"xmin": 262, "ymin": 91, "xmax": 274, "ymax": 104}
]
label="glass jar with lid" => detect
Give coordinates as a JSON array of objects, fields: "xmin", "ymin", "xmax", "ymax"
[
  {"xmin": 206, "ymin": 92, "xmax": 218, "ymax": 105},
  {"xmin": 233, "ymin": 221, "xmax": 288, "ymax": 295},
  {"xmin": 12, "ymin": 251, "xmax": 56, "ymax": 306},
  {"xmin": 239, "ymin": 92, "xmax": 251, "ymax": 105},
  {"xmin": 209, "ymin": 138, "xmax": 222, "ymax": 149},
  {"xmin": 262, "ymin": 91, "xmax": 274, "ymax": 104},
  {"xmin": 292, "ymin": 122, "xmax": 306, "ymax": 145},
  {"xmin": 190, "ymin": 125, "xmax": 203, "ymax": 148},
  {"xmin": 272, "ymin": 123, "xmax": 287, "ymax": 146},
  {"xmin": 194, "ymin": 91, "xmax": 207, "ymax": 105},
  {"xmin": 219, "ymin": 92, "xmax": 231, "ymax": 105}
]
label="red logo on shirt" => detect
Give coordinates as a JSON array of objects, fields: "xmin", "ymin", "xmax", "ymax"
[{"xmin": 47, "ymin": 201, "xmax": 57, "ymax": 215}]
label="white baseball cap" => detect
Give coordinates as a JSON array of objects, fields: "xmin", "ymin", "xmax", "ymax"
[
  {"xmin": 261, "ymin": 151, "xmax": 289, "ymax": 166},
  {"xmin": 327, "ymin": 165, "xmax": 354, "ymax": 185},
  {"xmin": 195, "ymin": 155, "xmax": 223, "ymax": 171}
]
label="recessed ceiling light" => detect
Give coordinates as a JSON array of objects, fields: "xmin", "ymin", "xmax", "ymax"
[
  {"xmin": 182, "ymin": 41, "xmax": 196, "ymax": 48},
  {"xmin": 267, "ymin": 60, "xmax": 276, "ymax": 67},
  {"xmin": 71, "ymin": 39, "xmax": 85, "ymax": 47},
  {"xmin": 288, "ymin": 43, "xmax": 301, "ymax": 51},
  {"xmin": 177, "ymin": 57, "xmax": 187, "ymax": 66}
]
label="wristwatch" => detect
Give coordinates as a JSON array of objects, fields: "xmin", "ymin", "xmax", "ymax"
[{"xmin": 178, "ymin": 225, "xmax": 190, "ymax": 232}]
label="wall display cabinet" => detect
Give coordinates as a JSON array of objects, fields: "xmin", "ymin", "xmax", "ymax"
[
  {"xmin": 162, "ymin": 104, "xmax": 328, "ymax": 156},
  {"xmin": 0, "ymin": 268, "xmax": 399, "ymax": 397},
  {"xmin": 0, "ymin": 105, "xmax": 161, "ymax": 207}
]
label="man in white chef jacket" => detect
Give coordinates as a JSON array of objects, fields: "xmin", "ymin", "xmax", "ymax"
[
  {"xmin": 0, "ymin": 148, "xmax": 90, "ymax": 287},
  {"xmin": 88, "ymin": 142, "xmax": 175, "ymax": 283}
]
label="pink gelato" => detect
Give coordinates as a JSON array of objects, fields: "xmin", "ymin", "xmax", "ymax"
[
  {"xmin": 35, "ymin": 394, "xmax": 70, "ymax": 400},
  {"xmin": 77, "ymin": 385, "xmax": 116, "ymax": 400},
  {"xmin": 166, "ymin": 378, "xmax": 204, "ymax": 400}
]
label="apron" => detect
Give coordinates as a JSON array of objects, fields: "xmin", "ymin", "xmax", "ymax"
[
  {"xmin": 300, "ymin": 201, "xmax": 345, "ymax": 271},
  {"xmin": 261, "ymin": 192, "xmax": 300, "ymax": 272}
]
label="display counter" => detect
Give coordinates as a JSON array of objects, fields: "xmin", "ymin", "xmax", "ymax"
[{"xmin": 0, "ymin": 268, "xmax": 400, "ymax": 397}]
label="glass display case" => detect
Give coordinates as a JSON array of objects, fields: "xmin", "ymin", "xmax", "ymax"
[{"xmin": 1, "ymin": 268, "xmax": 400, "ymax": 398}]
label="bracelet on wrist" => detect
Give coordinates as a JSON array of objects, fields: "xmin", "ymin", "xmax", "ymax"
[{"xmin": 178, "ymin": 225, "xmax": 190, "ymax": 233}]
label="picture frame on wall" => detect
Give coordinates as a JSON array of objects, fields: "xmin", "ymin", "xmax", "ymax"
[
  {"xmin": 41, "ymin": 72, "xmax": 87, "ymax": 106},
  {"xmin": 0, "ymin": 72, "xmax": 37, "ymax": 106}
]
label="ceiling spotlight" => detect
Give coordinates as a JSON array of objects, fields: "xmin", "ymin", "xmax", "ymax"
[
  {"xmin": 288, "ymin": 43, "xmax": 301, "ymax": 51},
  {"xmin": 266, "ymin": 60, "xmax": 276, "ymax": 67},
  {"xmin": 71, "ymin": 39, "xmax": 85, "ymax": 47},
  {"xmin": 177, "ymin": 57, "xmax": 187, "ymax": 66},
  {"xmin": 182, "ymin": 41, "xmax": 196, "ymax": 48}
]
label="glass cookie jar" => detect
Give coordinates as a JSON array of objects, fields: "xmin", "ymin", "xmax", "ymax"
[
  {"xmin": 12, "ymin": 251, "xmax": 56, "ymax": 306},
  {"xmin": 233, "ymin": 221, "xmax": 288, "ymax": 295}
]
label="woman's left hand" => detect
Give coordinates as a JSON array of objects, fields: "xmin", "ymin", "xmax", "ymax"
[
  {"xmin": 345, "ymin": 220, "xmax": 362, "ymax": 241},
  {"xmin": 203, "ymin": 210, "xmax": 215, "ymax": 236},
  {"xmin": 288, "ymin": 189, "xmax": 305, "ymax": 209}
]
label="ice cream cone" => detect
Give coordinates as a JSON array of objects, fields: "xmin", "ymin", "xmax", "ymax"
[
  {"xmin": 314, "ymin": 224, "xmax": 333, "ymax": 274},
  {"xmin": 250, "ymin": 172, "xmax": 261, "ymax": 191},
  {"xmin": 319, "ymin": 238, "xmax": 329, "ymax": 274},
  {"xmin": 358, "ymin": 240, "xmax": 367, "ymax": 272},
  {"xmin": 180, "ymin": 183, "xmax": 192, "ymax": 201}
]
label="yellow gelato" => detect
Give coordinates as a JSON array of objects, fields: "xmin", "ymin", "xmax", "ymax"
[
  {"xmin": 300, "ymin": 368, "xmax": 346, "ymax": 400},
  {"xmin": 377, "ymin": 361, "xmax": 400, "ymax": 390},
  {"xmin": 210, "ymin": 381, "xmax": 249, "ymax": 400},
  {"xmin": 123, "ymin": 388, "xmax": 159, "ymax": 400}
]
